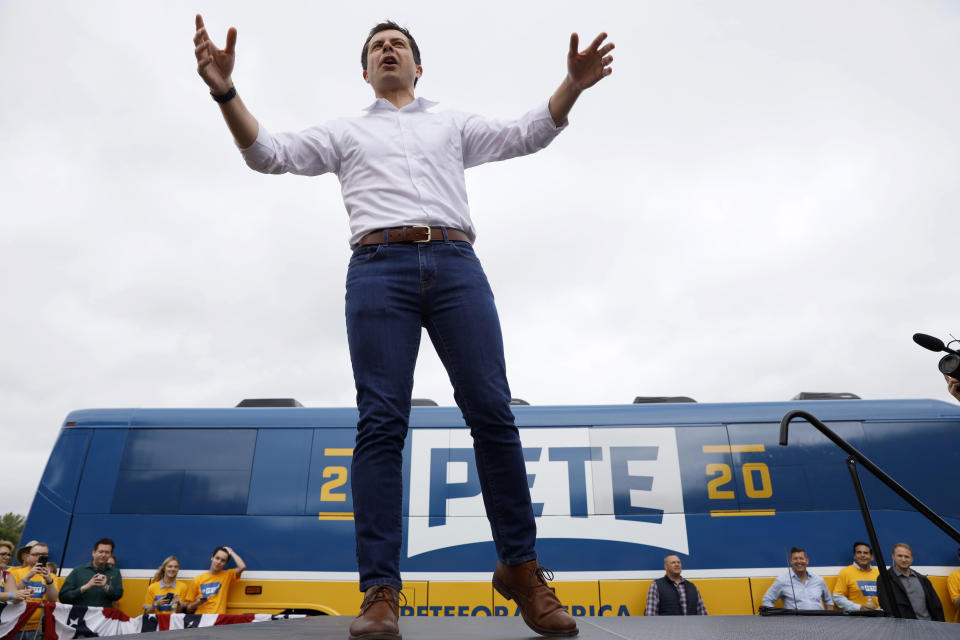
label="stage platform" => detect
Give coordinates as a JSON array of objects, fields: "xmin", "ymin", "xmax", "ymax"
[{"xmin": 114, "ymin": 615, "xmax": 960, "ymax": 639}]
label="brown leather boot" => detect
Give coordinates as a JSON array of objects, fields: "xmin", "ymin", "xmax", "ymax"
[
  {"xmin": 348, "ymin": 585, "xmax": 401, "ymax": 640},
  {"xmin": 493, "ymin": 560, "xmax": 578, "ymax": 637}
]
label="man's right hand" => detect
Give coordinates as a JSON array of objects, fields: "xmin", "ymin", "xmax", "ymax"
[{"xmin": 194, "ymin": 14, "xmax": 236, "ymax": 95}]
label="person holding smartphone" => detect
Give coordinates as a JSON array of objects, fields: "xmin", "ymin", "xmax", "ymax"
[
  {"xmin": 10, "ymin": 542, "xmax": 59, "ymax": 638},
  {"xmin": 143, "ymin": 556, "xmax": 187, "ymax": 614},
  {"xmin": 59, "ymin": 538, "xmax": 123, "ymax": 607}
]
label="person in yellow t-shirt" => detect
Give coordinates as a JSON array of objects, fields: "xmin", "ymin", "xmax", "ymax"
[
  {"xmin": 947, "ymin": 547, "xmax": 960, "ymax": 623},
  {"xmin": 0, "ymin": 540, "xmax": 32, "ymax": 604},
  {"xmin": 832, "ymin": 541, "xmax": 880, "ymax": 612},
  {"xmin": 10, "ymin": 542, "xmax": 60, "ymax": 634},
  {"xmin": 143, "ymin": 556, "xmax": 188, "ymax": 614},
  {"xmin": 185, "ymin": 546, "xmax": 246, "ymax": 614}
]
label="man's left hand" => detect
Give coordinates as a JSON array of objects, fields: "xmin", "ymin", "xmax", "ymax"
[
  {"xmin": 945, "ymin": 373, "xmax": 960, "ymax": 401},
  {"xmin": 566, "ymin": 32, "xmax": 614, "ymax": 92}
]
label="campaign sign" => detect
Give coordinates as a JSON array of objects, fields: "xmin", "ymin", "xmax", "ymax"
[{"xmin": 407, "ymin": 427, "xmax": 687, "ymax": 558}]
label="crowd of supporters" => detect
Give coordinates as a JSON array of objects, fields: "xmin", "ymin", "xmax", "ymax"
[
  {"xmin": 0, "ymin": 538, "xmax": 245, "ymax": 639},
  {"xmin": 1, "ymin": 535, "xmax": 958, "ymax": 633}
]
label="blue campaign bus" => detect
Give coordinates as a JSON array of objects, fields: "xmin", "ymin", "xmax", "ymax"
[{"xmin": 20, "ymin": 397, "xmax": 960, "ymax": 618}]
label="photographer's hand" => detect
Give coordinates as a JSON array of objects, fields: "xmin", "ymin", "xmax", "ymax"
[{"xmin": 945, "ymin": 373, "xmax": 960, "ymax": 402}]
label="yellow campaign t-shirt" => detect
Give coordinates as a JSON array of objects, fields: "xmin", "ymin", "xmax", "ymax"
[
  {"xmin": 143, "ymin": 579, "xmax": 189, "ymax": 612},
  {"xmin": 947, "ymin": 569, "xmax": 960, "ymax": 623},
  {"xmin": 186, "ymin": 568, "xmax": 237, "ymax": 614},
  {"xmin": 10, "ymin": 565, "xmax": 59, "ymax": 630},
  {"xmin": 833, "ymin": 564, "xmax": 879, "ymax": 608}
]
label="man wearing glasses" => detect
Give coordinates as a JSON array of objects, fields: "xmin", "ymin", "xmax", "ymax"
[{"xmin": 10, "ymin": 542, "xmax": 59, "ymax": 639}]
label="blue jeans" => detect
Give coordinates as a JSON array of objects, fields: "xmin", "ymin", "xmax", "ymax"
[{"xmin": 345, "ymin": 236, "xmax": 537, "ymax": 591}]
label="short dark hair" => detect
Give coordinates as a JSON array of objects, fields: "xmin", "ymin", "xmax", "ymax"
[
  {"xmin": 361, "ymin": 21, "xmax": 421, "ymax": 86},
  {"xmin": 789, "ymin": 547, "xmax": 806, "ymax": 557},
  {"xmin": 212, "ymin": 546, "xmax": 229, "ymax": 559},
  {"xmin": 853, "ymin": 541, "xmax": 871, "ymax": 554},
  {"xmin": 94, "ymin": 538, "xmax": 114, "ymax": 553}
]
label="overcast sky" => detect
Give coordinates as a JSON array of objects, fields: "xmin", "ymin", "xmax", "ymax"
[{"xmin": 1, "ymin": 1, "xmax": 959, "ymax": 516}]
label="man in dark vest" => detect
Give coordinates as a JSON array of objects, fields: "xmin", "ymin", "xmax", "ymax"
[{"xmin": 644, "ymin": 554, "xmax": 708, "ymax": 615}]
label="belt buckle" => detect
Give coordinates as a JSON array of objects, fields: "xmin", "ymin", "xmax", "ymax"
[{"xmin": 412, "ymin": 225, "xmax": 432, "ymax": 243}]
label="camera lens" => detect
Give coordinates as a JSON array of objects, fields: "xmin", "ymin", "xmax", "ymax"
[{"xmin": 939, "ymin": 354, "xmax": 960, "ymax": 377}]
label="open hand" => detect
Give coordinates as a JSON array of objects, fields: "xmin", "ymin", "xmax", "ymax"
[
  {"xmin": 194, "ymin": 14, "xmax": 236, "ymax": 94},
  {"xmin": 566, "ymin": 32, "xmax": 614, "ymax": 92}
]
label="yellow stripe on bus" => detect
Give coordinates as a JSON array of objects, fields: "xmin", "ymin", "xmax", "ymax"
[
  {"xmin": 709, "ymin": 509, "xmax": 776, "ymax": 517},
  {"xmin": 701, "ymin": 444, "xmax": 765, "ymax": 453},
  {"xmin": 324, "ymin": 448, "xmax": 354, "ymax": 456},
  {"xmin": 318, "ymin": 512, "xmax": 355, "ymax": 520}
]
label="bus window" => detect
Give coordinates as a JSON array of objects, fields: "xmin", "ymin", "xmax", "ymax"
[{"xmin": 111, "ymin": 429, "xmax": 256, "ymax": 515}]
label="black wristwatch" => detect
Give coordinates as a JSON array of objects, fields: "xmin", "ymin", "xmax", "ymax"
[{"xmin": 211, "ymin": 87, "xmax": 237, "ymax": 103}]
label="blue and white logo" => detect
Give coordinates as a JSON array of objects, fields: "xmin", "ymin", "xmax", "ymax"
[{"xmin": 407, "ymin": 427, "xmax": 687, "ymax": 557}]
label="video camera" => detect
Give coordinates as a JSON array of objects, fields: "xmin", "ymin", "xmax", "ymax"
[{"xmin": 912, "ymin": 333, "xmax": 960, "ymax": 377}]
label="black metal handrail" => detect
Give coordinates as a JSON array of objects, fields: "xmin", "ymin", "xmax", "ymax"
[{"xmin": 779, "ymin": 409, "xmax": 960, "ymax": 618}]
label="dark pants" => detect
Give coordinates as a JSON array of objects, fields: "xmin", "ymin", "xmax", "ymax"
[{"xmin": 345, "ymin": 237, "xmax": 537, "ymax": 591}]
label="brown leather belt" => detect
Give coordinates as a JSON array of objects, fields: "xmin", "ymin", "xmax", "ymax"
[{"xmin": 356, "ymin": 226, "xmax": 470, "ymax": 247}]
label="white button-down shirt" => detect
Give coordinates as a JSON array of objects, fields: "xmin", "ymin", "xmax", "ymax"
[{"xmin": 240, "ymin": 97, "xmax": 566, "ymax": 246}]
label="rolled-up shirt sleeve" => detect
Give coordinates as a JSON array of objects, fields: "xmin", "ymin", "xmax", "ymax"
[
  {"xmin": 239, "ymin": 124, "xmax": 341, "ymax": 176},
  {"xmin": 761, "ymin": 578, "xmax": 782, "ymax": 607},
  {"xmin": 820, "ymin": 580, "xmax": 834, "ymax": 607},
  {"xmin": 458, "ymin": 102, "xmax": 567, "ymax": 169}
]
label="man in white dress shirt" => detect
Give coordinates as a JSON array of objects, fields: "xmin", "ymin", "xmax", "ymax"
[{"xmin": 193, "ymin": 15, "xmax": 612, "ymax": 640}]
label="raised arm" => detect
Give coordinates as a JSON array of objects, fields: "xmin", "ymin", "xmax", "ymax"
[
  {"xmin": 548, "ymin": 32, "xmax": 614, "ymax": 127},
  {"xmin": 194, "ymin": 14, "xmax": 259, "ymax": 148},
  {"xmin": 225, "ymin": 546, "xmax": 246, "ymax": 578},
  {"xmin": 34, "ymin": 564, "xmax": 58, "ymax": 602}
]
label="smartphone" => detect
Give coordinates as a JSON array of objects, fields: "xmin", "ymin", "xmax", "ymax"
[
  {"xmin": 94, "ymin": 569, "xmax": 106, "ymax": 576},
  {"xmin": 37, "ymin": 555, "xmax": 48, "ymax": 566},
  {"xmin": 163, "ymin": 593, "xmax": 175, "ymax": 602}
]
